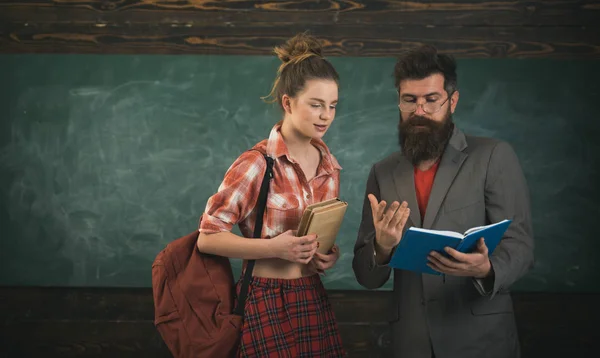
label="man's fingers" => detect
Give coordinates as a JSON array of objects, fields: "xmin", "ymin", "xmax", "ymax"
[
  {"xmin": 443, "ymin": 245, "xmax": 487, "ymax": 264},
  {"xmin": 477, "ymin": 238, "xmax": 489, "ymax": 256},
  {"xmin": 377, "ymin": 201, "xmax": 387, "ymax": 219},
  {"xmin": 443, "ymin": 247, "xmax": 472, "ymax": 263},
  {"xmin": 427, "ymin": 262, "xmax": 443, "ymax": 273},
  {"xmin": 397, "ymin": 206, "xmax": 411, "ymax": 229},
  {"xmin": 388, "ymin": 204, "xmax": 403, "ymax": 227},
  {"xmin": 368, "ymin": 194, "xmax": 382, "ymax": 221},
  {"xmin": 389, "ymin": 202, "xmax": 408, "ymax": 227},
  {"xmin": 427, "ymin": 255, "xmax": 460, "ymax": 275},
  {"xmin": 427, "ymin": 262, "xmax": 453, "ymax": 275},
  {"xmin": 383, "ymin": 201, "xmax": 400, "ymax": 226},
  {"xmin": 427, "ymin": 253, "xmax": 444, "ymax": 267},
  {"xmin": 379, "ymin": 201, "xmax": 397, "ymax": 228},
  {"xmin": 426, "ymin": 258, "xmax": 451, "ymax": 274},
  {"xmin": 429, "ymin": 251, "xmax": 464, "ymax": 270}
]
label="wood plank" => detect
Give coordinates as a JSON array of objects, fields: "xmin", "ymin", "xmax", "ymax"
[
  {"xmin": 1, "ymin": 22, "xmax": 598, "ymax": 58},
  {"xmin": 1, "ymin": 322, "xmax": 168, "ymax": 358},
  {"xmin": 1, "ymin": 0, "xmax": 599, "ymax": 57},
  {"xmin": 513, "ymin": 293, "xmax": 600, "ymax": 357},
  {"xmin": 1, "ymin": 287, "xmax": 599, "ymax": 357},
  {"xmin": 1, "ymin": 0, "xmax": 598, "ymax": 27},
  {"xmin": 0, "ymin": 287, "xmax": 392, "ymax": 323},
  {"xmin": 2, "ymin": 287, "xmax": 599, "ymax": 325},
  {"xmin": 0, "ymin": 286, "xmax": 155, "ymax": 321},
  {"xmin": 0, "ymin": 321, "xmax": 390, "ymax": 358}
]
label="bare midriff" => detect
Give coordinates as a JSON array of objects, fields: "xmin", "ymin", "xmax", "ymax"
[{"xmin": 251, "ymin": 258, "xmax": 314, "ymax": 279}]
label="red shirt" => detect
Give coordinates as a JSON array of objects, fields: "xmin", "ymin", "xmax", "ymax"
[
  {"xmin": 414, "ymin": 161, "xmax": 440, "ymax": 220},
  {"xmin": 200, "ymin": 121, "xmax": 342, "ymax": 239}
]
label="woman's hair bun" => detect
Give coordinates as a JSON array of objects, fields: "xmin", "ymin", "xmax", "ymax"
[
  {"xmin": 274, "ymin": 32, "xmax": 323, "ymax": 65},
  {"xmin": 261, "ymin": 32, "xmax": 338, "ymax": 107}
]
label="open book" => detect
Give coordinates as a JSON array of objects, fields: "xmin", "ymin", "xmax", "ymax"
[
  {"xmin": 296, "ymin": 198, "xmax": 348, "ymax": 254},
  {"xmin": 388, "ymin": 219, "xmax": 512, "ymax": 275}
]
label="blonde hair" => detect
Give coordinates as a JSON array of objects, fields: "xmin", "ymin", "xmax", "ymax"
[{"xmin": 262, "ymin": 32, "xmax": 339, "ymax": 108}]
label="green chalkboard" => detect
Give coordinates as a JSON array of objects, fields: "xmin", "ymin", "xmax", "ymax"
[{"xmin": 1, "ymin": 54, "xmax": 599, "ymax": 292}]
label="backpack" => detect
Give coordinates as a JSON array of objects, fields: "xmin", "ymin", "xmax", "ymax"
[{"xmin": 151, "ymin": 152, "xmax": 274, "ymax": 358}]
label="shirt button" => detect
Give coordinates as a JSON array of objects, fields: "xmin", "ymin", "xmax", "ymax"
[{"xmin": 306, "ymin": 194, "xmax": 311, "ymax": 200}]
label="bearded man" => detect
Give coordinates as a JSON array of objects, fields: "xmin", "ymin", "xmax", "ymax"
[{"xmin": 352, "ymin": 45, "xmax": 534, "ymax": 358}]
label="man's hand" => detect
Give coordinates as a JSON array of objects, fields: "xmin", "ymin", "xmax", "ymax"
[
  {"xmin": 368, "ymin": 194, "xmax": 411, "ymax": 252},
  {"xmin": 427, "ymin": 238, "xmax": 492, "ymax": 278}
]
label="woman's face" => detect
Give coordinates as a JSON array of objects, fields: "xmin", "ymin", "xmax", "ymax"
[{"xmin": 283, "ymin": 78, "xmax": 338, "ymax": 140}]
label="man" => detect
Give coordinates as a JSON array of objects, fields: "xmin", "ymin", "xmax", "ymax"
[{"xmin": 352, "ymin": 45, "xmax": 534, "ymax": 358}]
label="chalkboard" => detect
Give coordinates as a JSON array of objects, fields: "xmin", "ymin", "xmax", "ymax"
[{"xmin": 1, "ymin": 54, "xmax": 599, "ymax": 292}]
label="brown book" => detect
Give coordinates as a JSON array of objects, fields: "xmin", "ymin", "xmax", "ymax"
[{"xmin": 296, "ymin": 198, "xmax": 348, "ymax": 254}]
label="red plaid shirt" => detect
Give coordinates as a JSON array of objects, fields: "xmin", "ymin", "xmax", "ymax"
[{"xmin": 200, "ymin": 121, "xmax": 342, "ymax": 239}]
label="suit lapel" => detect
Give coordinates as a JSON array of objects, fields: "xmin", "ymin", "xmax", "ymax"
[
  {"xmin": 392, "ymin": 157, "xmax": 421, "ymax": 228},
  {"xmin": 422, "ymin": 126, "xmax": 469, "ymax": 229}
]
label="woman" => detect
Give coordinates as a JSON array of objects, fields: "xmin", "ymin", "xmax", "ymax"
[{"xmin": 196, "ymin": 32, "xmax": 346, "ymax": 357}]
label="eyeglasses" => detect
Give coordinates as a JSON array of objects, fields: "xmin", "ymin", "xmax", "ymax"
[{"xmin": 398, "ymin": 92, "xmax": 454, "ymax": 114}]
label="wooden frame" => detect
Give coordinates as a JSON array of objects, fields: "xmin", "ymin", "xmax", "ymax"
[{"xmin": 1, "ymin": 1, "xmax": 599, "ymax": 58}]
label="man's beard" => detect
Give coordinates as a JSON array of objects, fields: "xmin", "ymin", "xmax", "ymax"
[{"xmin": 398, "ymin": 108, "xmax": 454, "ymax": 166}]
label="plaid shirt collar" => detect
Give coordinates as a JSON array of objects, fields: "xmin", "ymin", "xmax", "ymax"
[{"xmin": 266, "ymin": 121, "xmax": 342, "ymax": 175}]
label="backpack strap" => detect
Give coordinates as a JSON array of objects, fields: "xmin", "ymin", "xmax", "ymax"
[{"xmin": 233, "ymin": 150, "xmax": 274, "ymax": 316}]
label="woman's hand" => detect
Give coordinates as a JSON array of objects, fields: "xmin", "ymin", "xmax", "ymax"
[
  {"xmin": 308, "ymin": 245, "xmax": 340, "ymax": 275},
  {"xmin": 269, "ymin": 230, "xmax": 319, "ymax": 264}
]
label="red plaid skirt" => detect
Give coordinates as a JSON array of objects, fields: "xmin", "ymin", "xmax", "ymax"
[{"xmin": 235, "ymin": 274, "xmax": 346, "ymax": 357}]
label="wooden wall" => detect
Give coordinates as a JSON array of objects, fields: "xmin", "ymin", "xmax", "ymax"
[
  {"xmin": 1, "ymin": 287, "xmax": 598, "ymax": 358},
  {"xmin": 1, "ymin": 0, "xmax": 599, "ymax": 58}
]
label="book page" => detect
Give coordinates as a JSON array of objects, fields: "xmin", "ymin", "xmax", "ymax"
[
  {"xmin": 409, "ymin": 227, "xmax": 464, "ymax": 239},
  {"xmin": 463, "ymin": 224, "xmax": 490, "ymax": 236},
  {"xmin": 297, "ymin": 198, "xmax": 342, "ymax": 236},
  {"xmin": 306, "ymin": 198, "xmax": 340, "ymax": 211},
  {"xmin": 463, "ymin": 219, "xmax": 510, "ymax": 236}
]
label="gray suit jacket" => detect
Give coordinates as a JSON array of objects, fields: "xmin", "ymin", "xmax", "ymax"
[{"xmin": 352, "ymin": 126, "xmax": 534, "ymax": 358}]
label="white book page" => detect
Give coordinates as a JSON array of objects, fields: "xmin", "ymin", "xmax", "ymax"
[
  {"xmin": 409, "ymin": 227, "xmax": 464, "ymax": 239},
  {"xmin": 463, "ymin": 219, "xmax": 510, "ymax": 236},
  {"xmin": 463, "ymin": 225, "xmax": 488, "ymax": 236}
]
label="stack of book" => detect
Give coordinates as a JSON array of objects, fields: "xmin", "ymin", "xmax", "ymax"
[{"xmin": 296, "ymin": 198, "xmax": 348, "ymax": 254}]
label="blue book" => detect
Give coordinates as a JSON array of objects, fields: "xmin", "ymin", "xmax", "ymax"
[{"xmin": 388, "ymin": 219, "xmax": 512, "ymax": 275}]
